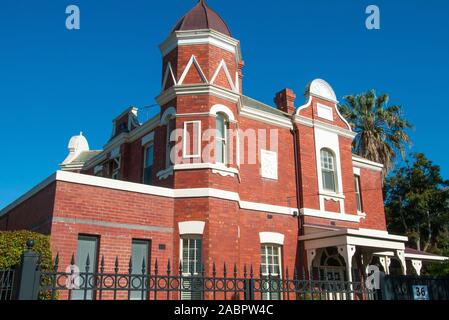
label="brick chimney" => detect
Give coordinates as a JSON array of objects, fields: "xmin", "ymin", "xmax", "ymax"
[{"xmin": 274, "ymin": 88, "xmax": 296, "ymax": 114}]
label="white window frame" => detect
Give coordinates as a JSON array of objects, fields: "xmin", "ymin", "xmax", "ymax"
[
  {"xmin": 260, "ymin": 244, "xmax": 283, "ymax": 301},
  {"xmin": 183, "ymin": 121, "xmax": 202, "ymax": 159},
  {"xmin": 180, "ymin": 236, "xmax": 203, "ymax": 276},
  {"xmin": 320, "ymin": 148, "xmax": 338, "ymax": 193},
  {"xmin": 215, "ymin": 113, "xmax": 228, "ymax": 165},
  {"xmin": 354, "ymin": 175, "xmax": 363, "ymax": 213}
]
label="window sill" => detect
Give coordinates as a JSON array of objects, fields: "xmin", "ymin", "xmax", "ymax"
[{"xmin": 319, "ymin": 191, "xmax": 345, "ymax": 200}]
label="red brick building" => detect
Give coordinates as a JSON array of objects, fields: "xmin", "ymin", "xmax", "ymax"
[{"xmin": 1, "ymin": 0, "xmax": 445, "ymax": 298}]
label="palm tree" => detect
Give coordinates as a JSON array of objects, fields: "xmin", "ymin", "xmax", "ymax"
[{"xmin": 338, "ymin": 90, "xmax": 413, "ymax": 176}]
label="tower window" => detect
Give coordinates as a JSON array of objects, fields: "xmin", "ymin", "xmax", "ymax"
[{"xmin": 216, "ymin": 113, "xmax": 228, "ymax": 165}]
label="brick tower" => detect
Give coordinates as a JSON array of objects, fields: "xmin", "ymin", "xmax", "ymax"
[{"xmin": 155, "ymin": 0, "xmax": 245, "ymax": 274}]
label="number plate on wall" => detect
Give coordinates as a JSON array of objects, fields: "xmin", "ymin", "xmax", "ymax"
[{"xmin": 413, "ymin": 285, "xmax": 430, "ymax": 300}]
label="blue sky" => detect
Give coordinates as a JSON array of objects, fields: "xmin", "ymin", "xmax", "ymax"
[{"xmin": 0, "ymin": 0, "xmax": 448, "ymax": 209}]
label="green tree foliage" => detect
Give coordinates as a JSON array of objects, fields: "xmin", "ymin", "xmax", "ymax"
[
  {"xmin": 0, "ymin": 231, "xmax": 54, "ymax": 300},
  {"xmin": 338, "ymin": 90, "xmax": 413, "ymax": 176},
  {"xmin": 384, "ymin": 153, "xmax": 449, "ymax": 254},
  {"xmin": 0, "ymin": 230, "xmax": 52, "ymax": 270}
]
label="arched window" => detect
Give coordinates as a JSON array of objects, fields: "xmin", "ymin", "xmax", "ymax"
[
  {"xmin": 216, "ymin": 113, "xmax": 228, "ymax": 164},
  {"xmin": 321, "ymin": 149, "xmax": 338, "ymax": 192}
]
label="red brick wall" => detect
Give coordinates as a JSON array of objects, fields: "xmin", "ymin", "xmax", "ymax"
[
  {"xmin": 340, "ymin": 136, "xmax": 358, "ymax": 215},
  {"xmin": 172, "ymin": 197, "xmax": 299, "ymax": 277},
  {"xmin": 295, "ymin": 123, "xmax": 320, "ymax": 210},
  {"xmin": 50, "ymin": 180, "xmax": 175, "ymax": 273},
  {"xmin": 0, "ymin": 182, "xmax": 56, "ymax": 234},
  {"xmin": 175, "ymin": 44, "xmax": 237, "ymax": 88},
  {"xmin": 358, "ymin": 167, "xmax": 387, "ymax": 231}
]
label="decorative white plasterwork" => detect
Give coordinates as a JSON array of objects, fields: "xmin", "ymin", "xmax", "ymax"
[
  {"xmin": 210, "ymin": 59, "xmax": 237, "ymax": 92},
  {"xmin": 314, "ymin": 127, "xmax": 345, "ymax": 213},
  {"xmin": 352, "ymin": 156, "xmax": 384, "ymax": 172},
  {"xmin": 179, "ymin": 221, "xmax": 206, "ymax": 236},
  {"xmin": 157, "ymin": 84, "xmax": 241, "ymax": 106},
  {"xmin": 396, "ymin": 250, "xmax": 407, "ymax": 275},
  {"xmin": 174, "ymin": 163, "xmax": 239, "ymax": 175},
  {"xmin": 210, "ymin": 104, "xmax": 236, "ymax": 122},
  {"xmin": 300, "ymin": 208, "xmax": 361, "ymax": 223},
  {"xmin": 61, "ymin": 132, "xmax": 90, "ymax": 165},
  {"xmin": 259, "ymin": 232, "xmax": 285, "ymax": 245},
  {"xmin": 316, "ymin": 103, "xmax": 334, "ymax": 121},
  {"xmin": 294, "ymin": 116, "xmax": 356, "ymax": 139},
  {"xmin": 308, "ymin": 79, "xmax": 338, "ymax": 103},
  {"xmin": 161, "ymin": 61, "xmax": 177, "ymax": 90},
  {"xmin": 178, "ymin": 55, "xmax": 208, "ymax": 85},
  {"xmin": 404, "ymin": 253, "xmax": 448, "ymax": 262},
  {"xmin": 411, "ymin": 260, "xmax": 423, "ymax": 276},
  {"xmin": 239, "ymin": 103, "xmax": 293, "ymax": 129},
  {"xmin": 159, "ymin": 29, "xmax": 242, "ymax": 62},
  {"xmin": 260, "ymin": 150, "xmax": 278, "ymax": 181},
  {"xmin": 296, "ymin": 79, "xmax": 352, "ymax": 131}
]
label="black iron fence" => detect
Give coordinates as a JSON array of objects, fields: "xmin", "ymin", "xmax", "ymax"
[
  {"xmin": 0, "ymin": 269, "xmax": 15, "ymax": 301},
  {"xmin": 3, "ymin": 241, "xmax": 449, "ymax": 301},
  {"xmin": 0, "ymin": 241, "xmax": 374, "ymax": 301},
  {"xmin": 38, "ymin": 254, "xmax": 373, "ymax": 301}
]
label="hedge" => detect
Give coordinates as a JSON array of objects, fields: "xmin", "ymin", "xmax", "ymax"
[{"xmin": 0, "ymin": 230, "xmax": 52, "ymax": 271}]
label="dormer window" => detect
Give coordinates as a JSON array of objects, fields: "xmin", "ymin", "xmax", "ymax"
[
  {"xmin": 321, "ymin": 149, "xmax": 338, "ymax": 193},
  {"xmin": 216, "ymin": 113, "xmax": 228, "ymax": 165}
]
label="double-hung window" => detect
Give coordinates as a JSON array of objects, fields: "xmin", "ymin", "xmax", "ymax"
[
  {"xmin": 181, "ymin": 237, "xmax": 203, "ymax": 300},
  {"xmin": 216, "ymin": 113, "xmax": 228, "ymax": 165},
  {"xmin": 321, "ymin": 149, "xmax": 338, "ymax": 193},
  {"xmin": 261, "ymin": 244, "xmax": 282, "ymax": 301},
  {"xmin": 354, "ymin": 175, "xmax": 363, "ymax": 213}
]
